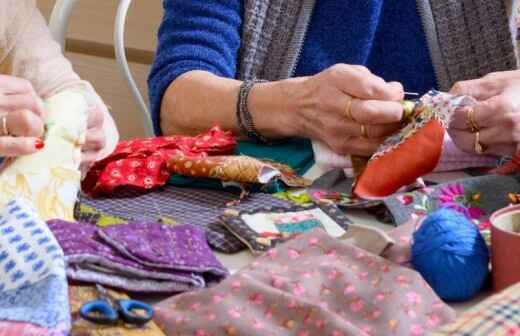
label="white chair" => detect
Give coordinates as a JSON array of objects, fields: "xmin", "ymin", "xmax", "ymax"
[{"xmin": 48, "ymin": 0, "xmax": 154, "ymax": 136}]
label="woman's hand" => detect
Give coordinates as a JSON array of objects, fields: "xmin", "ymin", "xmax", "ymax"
[
  {"xmin": 449, "ymin": 71, "xmax": 520, "ymax": 156},
  {"xmin": 0, "ymin": 75, "xmax": 45, "ymax": 156},
  {"xmin": 80, "ymin": 104, "xmax": 106, "ymax": 170},
  {"xmin": 281, "ymin": 64, "xmax": 404, "ymax": 156}
]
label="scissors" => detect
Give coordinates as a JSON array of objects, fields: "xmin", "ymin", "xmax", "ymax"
[{"xmin": 79, "ymin": 284, "xmax": 154, "ymax": 325}]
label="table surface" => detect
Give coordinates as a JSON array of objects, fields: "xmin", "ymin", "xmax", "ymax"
[{"xmin": 213, "ymin": 167, "xmax": 489, "ymax": 314}]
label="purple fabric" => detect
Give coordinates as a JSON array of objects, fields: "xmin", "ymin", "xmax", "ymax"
[
  {"xmin": 47, "ymin": 220, "xmax": 228, "ymax": 293},
  {"xmin": 98, "ymin": 222, "xmax": 228, "ymax": 277}
]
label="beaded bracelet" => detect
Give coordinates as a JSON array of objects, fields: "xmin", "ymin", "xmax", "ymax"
[{"xmin": 236, "ymin": 79, "xmax": 273, "ymax": 144}]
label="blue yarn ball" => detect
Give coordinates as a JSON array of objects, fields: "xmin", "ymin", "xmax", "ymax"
[{"xmin": 411, "ymin": 208, "xmax": 489, "ymax": 302}]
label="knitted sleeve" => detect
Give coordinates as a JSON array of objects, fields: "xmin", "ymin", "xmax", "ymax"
[{"xmin": 147, "ymin": 0, "xmax": 243, "ymax": 135}]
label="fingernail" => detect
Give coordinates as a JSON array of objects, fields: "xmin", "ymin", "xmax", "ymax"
[{"xmin": 35, "ymin": 139, "xmax": 44, "ymax": 150}]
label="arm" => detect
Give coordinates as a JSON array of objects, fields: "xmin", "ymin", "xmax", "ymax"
[{"xmin": 1, "ymin": 0, "xmax": 118, "ymax": 161}]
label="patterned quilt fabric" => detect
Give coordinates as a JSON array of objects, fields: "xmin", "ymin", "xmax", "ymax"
[
  {"xmin": 48, "ymin": 220, "xmax": 227, "ymax": 293},
  {"xmin": 431, "ymin": 283, "xmax": 520, "ymax": 335},
  {"xmin": 154, "ymin": 229, "xmax": 455, "ymax": 336},
  {"xmin": 0, "ymin": 199, "xmax": 70, "ymax": 335},
  {"xmin": 79, "ymin": 185, "xmax": 292, "ymax": 253}
]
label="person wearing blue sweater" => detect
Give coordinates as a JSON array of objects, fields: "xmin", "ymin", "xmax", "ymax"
[{"xmin": 149, "ymin": 0, "xmax": 519, "ymax": 175}]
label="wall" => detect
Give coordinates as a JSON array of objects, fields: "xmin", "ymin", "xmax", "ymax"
[{"xmin": 37, "ymin": 0, "xmax": 164, "ymax": 139}]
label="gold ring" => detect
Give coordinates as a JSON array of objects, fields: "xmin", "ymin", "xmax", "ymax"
[
  {"xmin": 474, "ymin": 131, "xmax": 486, "ymax": 154},
  {"xmin": 345, "ymin": 96, "xmax": 353, "ymax": 120},
  {"xmin": 0, "ymin": 114, "xmax": 8, "ymax": 136},
  {"xmin": 401, "ymin": 100, "xmax": 416, "ymax": 122},
  {"xmin": 360, "ymin": 124, "xmax": 368, "ymax": 138},
  {"xmin": 466, "ymin": 107, "xmax": 480, "ymax": 132}
]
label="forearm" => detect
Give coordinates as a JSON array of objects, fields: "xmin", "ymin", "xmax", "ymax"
[{"xmin": 160, "ymin": 70, "xmax": 300, "ymax": 138}]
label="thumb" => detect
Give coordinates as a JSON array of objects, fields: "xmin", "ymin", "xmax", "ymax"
[{"xmin": 0, "ymin": 137, "xmax": 44, "ymax": 157}]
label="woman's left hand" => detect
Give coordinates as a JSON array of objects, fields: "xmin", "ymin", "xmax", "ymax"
[
  {"xmin": 80, "ymin": 104, "xmax": 106, "ymax": 170},
  {"xmin": 448, "ymin": 71, "xmax": 520, "ymax": 156}
]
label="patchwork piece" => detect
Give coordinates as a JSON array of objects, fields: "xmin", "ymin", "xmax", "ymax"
[
  {"xmin": 220, "ymin": 204, "xmax": 352, "ymax": 253},
  {"xmin": 0, "ymin": 199, "xmax": 69, "ymax": 332},
  {"xmin": 79, "ymin": 185, "xmax": 292, "ymax": 253},
  {"xmin": 154, "ymin": 229, "xmax": 456, "ymax": 336},
  {"xmin": 354, "ymin": 91, "xmax": 473, "ymax": 199},
  {"xmin": 0, "ymin": 90, "xmax": 87, "ymax": 220},
  {"xmin": 69, "ymin": 285, "xmax": 165, "ymax": 336},
  {"xmin": 431, "ymin": 283, "xmax": 520, "ymax": 336},
  {"xmin": 48, "ymin": 220, "xmax": 227, "ymax": 292},
  {"xmin": 383, "ymin": 174, "xmax": 520, "ymax": 245},
  {"xmin": 82, "ymin": 126, "xmax": 236, "ymax": 196},
  {"xmin": 168, "ymin": 155, "xmax": 310, "ymax": 187}
]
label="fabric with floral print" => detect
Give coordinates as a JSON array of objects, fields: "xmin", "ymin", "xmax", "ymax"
[
  {"xmin": 82, "ymin": 126, "xmax": 236, "ymax": 196},
  {"xmin": 381, "ymin": 174, "xmax": 520, "ymax": 246},
  {"xmin": 154, "ymin": 229, "xmax": 455, "ymax": 336}
]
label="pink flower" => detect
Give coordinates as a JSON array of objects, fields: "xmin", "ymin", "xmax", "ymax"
[
  {"xmin": 399, "ymin": 194, "xmax": 414, "ymax": 205},
  {"xmin": 231, "ymin": 281, "xmax": 241, "ymax": 291},
  {"xmin": 293, "ymin": 282, "xmax": 306, "ymax": 295},
  {"xmin": 370, "ymin": 309, "xmax": 382, "ymax": 319},
  {"xmin": 406, "ymin": 292, "xmax": 422, "ymax": 304},
  {"xmin": 427, "ymin": 314, "xmax": 440, "ymax": 327},
  {"xmin": 266, "ymin": 249, "xmax": 277, "ymax": 258},
  {"xmin": 206, "ymin": 313, "xmax": 216, "ymax": 321},
  {"xmin": 195, "ymin": 329, "xmax": 209, "ymax": 336},
  {"xmin": 375, "ymin": 292, "xmax": 386, "ymax": 301},
  {"xmin": 212, "ymin": 294, "xmax": 224, "ymax": 303},
  {"xmin": 344, "ymin": 285, "xmax": 355, "ymax": 295},
  {"xmin": 350, "ymin": 299, "xmax": 365, "ymax": 312},
  {"xmin": 326, "ymin": 249, "xmax": 337, "ymax": 259},
  {"xmin": 249, "ymin": 293, "xmax": 264, "ymax": 304},
  {"xmin": 357, "ymin": 271, "xmax": 369, "ymax": 279},
  {"xmin": 264, "ymin": 308, "xmax": 273, "ymax": 319},
  {"xmin": 302, "ymin": 271, "xmax": 312, "ymax": 278},
  {"xmin": 271, "ymin": 276, "xmax": 284, "ymax": 289},
  {"xmin": 308, "ymin": 237, "xmax": 319, "ymax": 246},
  {"xmin": 361, "ymin": 326, "xmax": 372, "ymax": 335},
  {"xmin": 288, "ymin": 249, "xmax": 301, "ymax": 259},
  {"xmin": 228, "ymin": 308, "xmax": 241, "ymax": 318},
  {"xmin": 190, "ymin": 302, "xmax": 201, "ymax": 311},
  {"xmin": 410, "ymin": 324, "xmax": 425, "ymax": 335},
  {"xmin": 252, "ymin": 319, "xmax": 263, "ymax": 329},
  {"xmin": 438, "ymin": 183, "xmax": 485, "ymax": 220},
  {"xmin": 328, "ymin": 268, "xmax": 339, "ymax": 280}
]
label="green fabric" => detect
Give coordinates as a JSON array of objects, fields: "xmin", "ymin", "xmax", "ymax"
[
  {"xmin": 274, "ymin": 191, "xmax": 313, "ymax": 205},
  {"xmin": 168, "ymin": 138, "xmax": 314, "ymax": 192},
  {"xmin": 235, "ymin": 138, "xmax": 315, "ymax": 176}
]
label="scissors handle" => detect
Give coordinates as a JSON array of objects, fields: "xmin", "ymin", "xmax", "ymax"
[
  {"xmin": 80, "ymin": 299, "xmax": 118, "ymax": 325},
  {"xmin": 117, "ymin": 299, "xmax": 154, "ymax": 325}
]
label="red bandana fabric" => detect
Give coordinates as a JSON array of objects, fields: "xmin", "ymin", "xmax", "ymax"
[{"xmin": 82, "ymin": 127, "xmax": 236, "ymax": 196}]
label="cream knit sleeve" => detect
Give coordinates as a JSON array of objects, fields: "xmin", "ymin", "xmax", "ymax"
[{"xmin": 0, "ymin": 0, "xmax": 119, "ymax": 159}]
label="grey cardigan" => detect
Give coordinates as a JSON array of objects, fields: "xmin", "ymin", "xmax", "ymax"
[{"xmin": 238, "ymin": 0, "xmax": 519, "ymax": 91}]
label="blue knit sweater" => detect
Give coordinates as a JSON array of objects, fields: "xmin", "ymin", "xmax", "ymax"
[{"xmin": 148, "ymin": 0, "xmax": 437, "ymax": 173}]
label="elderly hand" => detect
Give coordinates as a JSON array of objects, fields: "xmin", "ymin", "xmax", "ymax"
[
  {"xmin": 80, "ymin": 104, "xmax": 107, "ymax": 172},
  {"xmin": 449, "ymin": 71, "xmax": 520, "ymax": 156},
  {"xmin": 0, "ymin": 75, "xmax": 45, "ymax": 156},
  {"xmin": 286, "ymin": 64, "xmax": 404, "ymax": 156}
]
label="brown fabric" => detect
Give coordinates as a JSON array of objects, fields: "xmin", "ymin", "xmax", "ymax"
[{"xmin": 154, "ymin": 229, "xmax": 455, "ymax": 336}]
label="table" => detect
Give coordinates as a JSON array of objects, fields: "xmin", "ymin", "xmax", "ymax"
[{"xmin": 213, "ymin": 167, "xmax": 490, "ymax": 314}]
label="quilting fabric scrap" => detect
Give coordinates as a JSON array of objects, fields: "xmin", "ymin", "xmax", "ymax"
[
  {"xmin": 0, "ymin": 90, "xmax": 88, "ymax": 220},
  {"xmin": 168, "ymin": 154, "xmax": 311, "ymax": 187},
  {"xmin": 431, "ymin": 282, "xmax": 520, "ymax": 336},
  {"xmin": 0, "ymin": 199, "xmax": 70, "ymax": 335},
  {"xmin": 354, "ymin": 90, "xmax": 476, "ymax": 199},
  {"xmin": 382, "ymin": 174, "xmax": 520, "ymax": 245},
  {"xmin": 79, "ymin": 185, "xmax": 293, "ymax": 253},
  {"xmin": 154, "ymin": 229, "xmax": 455, "ymax": 336},
  {"xmin": 82, "ymin": 126, "xmax": 236, "ymax": 196},
  {"xmin": 48, "ymin": 220, "xmax": 227, "ymax": 292},
  {"xmin": 68, "ymin": 285, "xmax": 166, "ymax": 336}
]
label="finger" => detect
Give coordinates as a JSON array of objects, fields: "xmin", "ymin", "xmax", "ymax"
[
  {"xmin": 347, "ymin": 137, "xmax": 382, "ymax": 156},
  {"xmin": 450, "ymin": 78, "xmax": 502, "ymax": 101},
  {"xmin": 327, "ymin": 64, "xmax": 404, "ymax": 101},
  {"xmin": 82, "ymin": 127, "xmax": 106, "ymax": 152},
  {"xmin": 0, "ymin": 137, "xmax": 43, "ymax": 157},
  {"xmin": 0, "ymin": 76, "xmax": 35, "ymax": 95},
  {"xmin": 350, "ymin": 99, "xmax": 403, "ymax": 124},
  {"xmin": 87, "ymin": 105, "xmax": 104, "ymax": 129},
  {"xmin": 6, "ymin": 109, "xmax": 44, "ymax": 137},
  {"xmin": 449, "ymin": 129, "xmax": 516, "ymax": 156},
  {"xmin": 0, "ymin": 93, "xmax": 45, "ymax": 116}
]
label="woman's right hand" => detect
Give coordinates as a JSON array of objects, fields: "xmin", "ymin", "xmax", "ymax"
[
  {"xmin": 0, "ymin": 75, "xmax": 45, "ymax": 156},
  {"xmin": 281, "ymin": 64, "xmax": 404, "ymax": 156}
]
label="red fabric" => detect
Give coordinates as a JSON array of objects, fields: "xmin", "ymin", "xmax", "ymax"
[
  {"xmin": 354, "ymin": 119, "xmax": 445, "ymax": 199},
  {"xmin": 82, "ymin": 127, "xmax": 236, "ymax": 196}
]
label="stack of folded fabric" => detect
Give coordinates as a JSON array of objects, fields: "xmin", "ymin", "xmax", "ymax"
[{"xmin": 47, "ymin": 220, "xmax": 228, "ymax": 292}]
